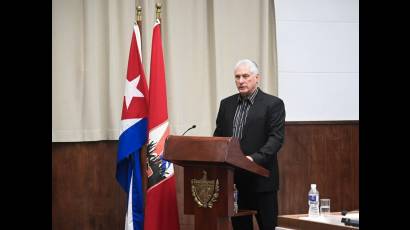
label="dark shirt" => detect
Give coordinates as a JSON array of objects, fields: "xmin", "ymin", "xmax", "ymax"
[{"xmin": 232, "ymin": 87, "xmax": 259, "ymax": 139}]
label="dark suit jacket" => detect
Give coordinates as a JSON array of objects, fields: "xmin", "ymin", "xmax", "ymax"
[{"xmin": 214, "ymin": 88, "xmax": 285, "ymax": 192}]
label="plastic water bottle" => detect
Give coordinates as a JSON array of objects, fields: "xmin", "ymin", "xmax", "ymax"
[
  {"xmin": 233, "ymin": 184, "xmax": 238, "ymax": 214},
  {"xmin": 308, "ymin": 184, "xmax": 320, "ymax": 217}
]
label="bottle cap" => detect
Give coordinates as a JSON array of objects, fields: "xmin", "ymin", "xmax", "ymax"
[{"xmin": 311, "ymin": 184, "xmax": 316, "ymax": 189}]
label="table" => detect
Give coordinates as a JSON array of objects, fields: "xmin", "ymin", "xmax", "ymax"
[{"xmin": 276, "ymin": 211, "xmax": 359, "ymax": 230}]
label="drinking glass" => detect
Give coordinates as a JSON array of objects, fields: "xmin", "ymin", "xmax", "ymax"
[{"xmin": 320, "ymin": 198, "xmax": 330, "ymax": 216}]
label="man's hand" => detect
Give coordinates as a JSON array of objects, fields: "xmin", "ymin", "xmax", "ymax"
[{"xmin": 246, "ymin": 156, "xmax": 254, "ymax": 162}]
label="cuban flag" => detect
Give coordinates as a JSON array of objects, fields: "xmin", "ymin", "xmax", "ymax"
[
  {"xmin": 116, "ymin": 23, "xmax": 148, "ymax": 230},
  {"xmin": 144, "ymin": 19, "xmax": 180, "ymax": 230}
]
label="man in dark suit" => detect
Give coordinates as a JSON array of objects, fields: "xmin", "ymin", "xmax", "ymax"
[{"xmin": 214, "ymin": 59, "xmax": 285, "ymax": 230}]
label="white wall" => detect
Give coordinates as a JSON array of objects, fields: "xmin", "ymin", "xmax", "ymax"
[{"xmin": 275, "ymin": 0, "xmax": 359, "ymax": 121}]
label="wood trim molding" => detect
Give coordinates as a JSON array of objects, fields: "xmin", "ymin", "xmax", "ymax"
[{"xmin": 285, "ymin": 120, "xmax": 359, "ymax": 125}]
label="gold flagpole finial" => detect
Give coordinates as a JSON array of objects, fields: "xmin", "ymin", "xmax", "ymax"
[
  {"xmin": 156, "ymin": 3, "xmax": 162, "ymax": 21},
  {"xmin": 136, "ymin": 6, "xmax": 142, "ymax": 23}
]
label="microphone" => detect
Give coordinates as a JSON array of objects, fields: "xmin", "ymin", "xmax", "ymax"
[
  {"xmin": 341, "ymin": 218, "xmax": 359, "ymax": 227},
  {"xmin": 341, "ymin": 210, "xmax": 359, "ymax": 227},
  {"xmin": 182, "ymin": 125, "xmax": 196, "ymax": 136}
]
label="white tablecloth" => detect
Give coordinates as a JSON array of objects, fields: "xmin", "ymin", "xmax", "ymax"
[{"xmin": 276, "ymin": 212, "xmax": 359, "ymax": 230}]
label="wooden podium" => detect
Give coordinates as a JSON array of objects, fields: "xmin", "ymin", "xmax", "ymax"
[{"xmin": 163, "ymin": 135, "xmax": 269, "ymax": 230}]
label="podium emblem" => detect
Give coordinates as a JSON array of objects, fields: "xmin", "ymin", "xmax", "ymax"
[{"xmin": 191, "ymin": 170, "xmax": 219, "ymax": 208}]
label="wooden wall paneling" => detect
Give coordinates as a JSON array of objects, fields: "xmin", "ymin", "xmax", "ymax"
[
  {"xmin": 52, "ymin": 141, "xmax": 126, "ymax": 230},
  {"xmin": 277, "ymin": 122, "xmax": 359, "ymax": 215},
  {"xmin": 277, "ymin": 124, "xmax": 312, "ymax": 215},
  {"xmin": 350, "ymin": 125, "xmax": 359, "ymax": 211}
]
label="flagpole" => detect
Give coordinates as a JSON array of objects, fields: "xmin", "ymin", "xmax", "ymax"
[{"xmin": 135, "ymin": 4, "xmax": 149, "ymax": 210}]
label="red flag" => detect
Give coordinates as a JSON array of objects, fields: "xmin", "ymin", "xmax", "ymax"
[{"xmin": 144, "ymin": 20, "xmax": 180, "ymax": 230}]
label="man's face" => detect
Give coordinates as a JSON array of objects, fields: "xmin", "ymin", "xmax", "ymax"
[{"xmin": 234, "ymin": 64, "xmax": 259, "ymax": 96}]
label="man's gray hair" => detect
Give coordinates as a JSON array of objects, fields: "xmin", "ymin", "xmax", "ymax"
[{"xmin": 234, "ymin": 59, "xmax": 260, "ymax": 75}]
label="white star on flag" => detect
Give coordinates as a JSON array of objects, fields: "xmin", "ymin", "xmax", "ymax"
[{"xmin": 124, "ymin": 76, "xmax": 144, "ymax": 109}]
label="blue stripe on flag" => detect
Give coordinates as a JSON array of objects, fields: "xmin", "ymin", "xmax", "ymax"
[
  {"xmin": 116, "ymin": 118, "xmax": 147, "ymax": 192},
  {"xmin": 118, "ymin": 118, "xmax": 148, "ymax": 162},
  {"xmin": 132, "ymin": 151, "xmax": 144, "ymax": 229},
  {"xmin": 116, "ymin": 118, "xmax": 146, "ymax": 230}
]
